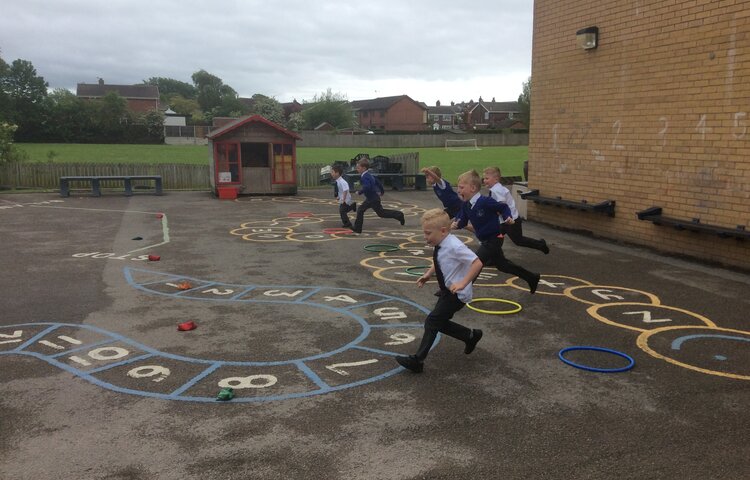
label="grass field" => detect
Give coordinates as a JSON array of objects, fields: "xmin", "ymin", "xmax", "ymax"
[{"xmin": 14, "ymin": 143, "xmax": 528, "ymax": 183}]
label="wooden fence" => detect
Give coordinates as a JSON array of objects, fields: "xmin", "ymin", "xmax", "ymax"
[
  {"xmin": 0, "ymin": 152, "xmax": 420, "ymax": 191},
  {"xmin": 0, "ymin": 162, "xmax": 211, "ymax": 191}
]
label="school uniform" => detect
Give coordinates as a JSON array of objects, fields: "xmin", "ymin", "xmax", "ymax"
[
  {"xmin": 489, "ymin": 183, "xmax": 548, "ymax": 253},
  {"xmin": 455, "ymin": 192, "xmax": 540, "ymax": 291},
  {"xmin": 352, "ymin": 169, "xmax": 405, "ymax": 233},
  {"xmin": 433, "ymin": 178, "xmax": 463, "ymax": 218},
  {"xmin": 335, "ymin": 176, "xmax": 355, "ymax": 228},
  {"xmin": 412, "ymin": 233, "xmax": 478, "ymax": 362}
]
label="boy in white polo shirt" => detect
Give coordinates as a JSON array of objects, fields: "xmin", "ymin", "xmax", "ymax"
[
  {"xmin": 395, "ymin": 208, "xmax": 484, "ymax": 373},
  {"xmin": 483, "ymin": 166, "xmax": 549, "ymax": 254},
  {"xmin": 331, "ymin": 164, "xmax": 356, "ymax": 229}
]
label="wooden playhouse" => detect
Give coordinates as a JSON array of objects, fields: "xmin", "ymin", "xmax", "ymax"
[{"xmin": 207, "ymin": 115, "xmax": 301, "ymax": 197}]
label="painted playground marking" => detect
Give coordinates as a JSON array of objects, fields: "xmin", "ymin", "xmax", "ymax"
[
  {"xmin": 229, "ymin": 196, "xmax": 424, "ymax": 243},
  {"xmin": 0, "ymin": 267, "xmax": 436, "ymax": 403}
]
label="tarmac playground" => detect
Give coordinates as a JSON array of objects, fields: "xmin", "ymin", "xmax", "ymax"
[{"xmin": 1, "ymin": 189, "xmax": 749, "ymax": 479}]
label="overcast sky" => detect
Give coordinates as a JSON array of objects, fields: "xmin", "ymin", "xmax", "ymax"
[{"xmin": 1, "ymin": 0, "xmax": 533, "ymax": 106}]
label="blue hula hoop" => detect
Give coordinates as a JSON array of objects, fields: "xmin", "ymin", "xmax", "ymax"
[{"xmin": 558, "ymin": 346, "xmax": 635, "ymax": 373}]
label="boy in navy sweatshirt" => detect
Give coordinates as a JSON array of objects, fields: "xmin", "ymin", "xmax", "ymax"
[
  {"xmin": 352, "ymin": 157, "xmax": 405, "ymax": 233},
  {"xmin": 452, "ymin": 170, "xmax": 541, "ymax": 294},
  {"xmin": 421, "ymin": 166, "xmax": 463, "ymax": 219}
]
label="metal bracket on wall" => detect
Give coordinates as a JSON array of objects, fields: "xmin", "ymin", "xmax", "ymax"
[
  {"xmin": 636, "ymin": 207, "xmax": 748, "ymax": 240},
  {"xmin": 520, "ymin": 189, "xmax": 616, "ymax": 217}
]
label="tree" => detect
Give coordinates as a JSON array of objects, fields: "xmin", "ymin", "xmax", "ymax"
[
  {"xmin": 0, "ymin": 121, "xmax": 22, "ymax": 164},
  {"xmin": 518, "ymin": 76, "xmax": 531, "ymax": 129},
  {"xmin": 0, "ymin": 58, "xmax": 48, "ymax": 141},
  {"xmin": 286, "ymin": 111, "xmax": 304, "ymax": 131},
  {"xmin": 143, "ymin": 77, "xmax": 197, "ymax": 101},
  {"xmin": 166, "ymin": 94, "xmax": 201, "ymax": 120},
  {"xmin": 246, "ymin": 94, "xmax": 283, "ymax": 124},
  {"xmin": 140, "ymin": 109, "xmax": 165, "ymax": 143},
  {"xmin": 42, "ymin": 88, "xmax": 96, "ymax": 142},
  {"xmin": 191, "ymin": 69, "xmax": 239, "ymax": 118},
  {"xmin": 0, "ymin": 54, "xmax": 10, "ymax": 121},
  {"xmin": 95, "ymin": 91, "xmax": 129, "ymax": 142},
  {"xmin": 301, "ymin": 88, "xmax": 351, "ymax": 130}
]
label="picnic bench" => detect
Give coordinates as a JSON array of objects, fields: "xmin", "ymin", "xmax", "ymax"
[{"xmin": 59, "ymin": 175, "xmax": 163, "ymax": 197}]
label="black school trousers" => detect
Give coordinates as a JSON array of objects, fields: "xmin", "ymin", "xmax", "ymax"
[
  {"xmin": 476, "ymin": 235, "xmax": 537, "ymax": 285},
  {"xmin": 353, "ymin": 197, "xmax": 402, "ymax": 232},
  {"xmin": 414, "ymin": 292, "xmax": 472, "ymax": 361},
  {"xmin": 502, "ymin": 218, "xmax": 546, "ymax": 251}
]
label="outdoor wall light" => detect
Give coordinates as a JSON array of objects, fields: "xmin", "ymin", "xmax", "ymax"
[{"xmin": 576, "ymin": 26, "xmax": 598, "ymax": 50}]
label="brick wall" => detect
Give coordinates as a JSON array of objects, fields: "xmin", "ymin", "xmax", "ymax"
[
  {"xmin": 530, "ymin": 0, "xmax": 750, "ymax": 270},
  {"xmin": 386, "ymin": 99, "xmax": 427, "ymax": 131}
]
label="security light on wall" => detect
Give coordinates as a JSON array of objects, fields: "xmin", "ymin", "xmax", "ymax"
[{"xmin": 576, "ymin": 27, "xmax": 598, "ymax": 50}]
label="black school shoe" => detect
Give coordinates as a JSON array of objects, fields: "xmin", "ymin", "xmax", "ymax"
[
  {"xmin": 395, "ymin": 355, "xmax": 424, "ymax": 373},
  {"xmin": 529, "ymin": 273, "xmax": 541, "ymax": 294},
  {"xmin": 540, "ymin": 239, "xmax": 550, "ymax": 254},
  {"xmin": 464, "ymin": 329, "xmax": 483, "ymax": 354}
]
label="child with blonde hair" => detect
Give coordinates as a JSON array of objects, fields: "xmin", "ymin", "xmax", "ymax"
[
  {"xmin": 453, "ymin": 170, "xmax": 541, "ymax": 294},
  {"xmin": 395, "ymin": 208, "xmax": 484, "ymax": 373},
  {"xmin": 483, "ymin": 166, "xmax": 549, "ymax": 254}
]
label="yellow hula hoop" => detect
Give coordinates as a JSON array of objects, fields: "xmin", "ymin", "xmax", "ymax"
[{"xmin": 467, "ymin": 298, "xmax": 522, "ymax": 315}]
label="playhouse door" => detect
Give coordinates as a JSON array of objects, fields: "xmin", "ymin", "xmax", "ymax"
[{"xmin": 241, "ymin": 142, "xmax": 272, "ymax": 194}]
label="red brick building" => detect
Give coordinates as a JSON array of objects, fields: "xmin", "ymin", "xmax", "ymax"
[
  {"xmin": 350, "ymin": 95, "xmax": 427, "ymax": 132},
  {"xmin": 76, "ymin": 79, "xmax": 160, "ymax": 113},
  {"xmin": 464, "ymin": 99, "xmax": 523, "ymax": 130}
]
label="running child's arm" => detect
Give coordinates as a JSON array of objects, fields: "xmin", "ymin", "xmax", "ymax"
[
  {"xmin": 416, "ymin": 265, "xmax": 436, "ymax": 287},
  {"xmin": 449, "ymin": 258, "xmax": 483, "ymax": 293}
]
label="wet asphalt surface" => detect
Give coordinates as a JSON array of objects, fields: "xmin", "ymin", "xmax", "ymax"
[{"xmin": 1, "ymin": 189, "xmax": 749, "ymax": 480}]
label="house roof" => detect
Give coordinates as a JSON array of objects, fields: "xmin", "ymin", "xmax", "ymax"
[
  {"xmin": 207, "ymin": 114, "xmax": 302, "ymax": 140},
  {"xmin": 76, "ymin": 82, "xmax": 159, "ymax": 100},
  {"xmin": 314, "ymin": 122, "xmax": 335, "ymax": 131},
  {"xmin": 428, "ymin": 105, "xmax": 461, "ymax": 115},
  {"xmin": 349, "ymin": 95, "xmax": 427, "ymax": 112},
  {"xmin": 468, "ymin": 100, "xmax": 519, "ymax": 114}
]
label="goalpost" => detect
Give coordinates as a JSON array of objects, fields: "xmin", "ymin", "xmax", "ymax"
[{"xmin": 445, "ymin": 138, "xmax": 480, "ymax": 151}]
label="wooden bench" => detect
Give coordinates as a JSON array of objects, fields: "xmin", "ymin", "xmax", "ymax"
[
  {"xmin": 344, "ymin": 173, "xmax": 426, "ymax": 191},
  {"xmin": 59, "ymin": 175, "xmax": 163, "ymax": 197}
]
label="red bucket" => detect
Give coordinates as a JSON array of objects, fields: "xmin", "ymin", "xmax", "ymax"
[{"xmin": 217, "ymin": 187, "xmax": 237, "ymax": 200}]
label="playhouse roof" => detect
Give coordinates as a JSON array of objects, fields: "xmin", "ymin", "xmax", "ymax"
[{"xmin": 207, "ymin": 114, "xmax": 302, "ymax": 140}]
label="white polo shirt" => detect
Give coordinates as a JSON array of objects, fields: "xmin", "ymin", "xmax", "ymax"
[
  {"xmin": 489, "ymin": 183, "xmax": 519, "ymax": 219},
  {"xmin": 335, "ymin": 177, "xmax": 353, "ymax": 205},
  {"xmin": 435, "ymin": 233, "xmax": 478, "ymax": 303}
]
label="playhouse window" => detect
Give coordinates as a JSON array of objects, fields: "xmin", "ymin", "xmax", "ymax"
[
  {"xmin": 215, "ymin": 142, "xmax": 240, "ymax": 184},
  {"xmin": 241, "ymin": 142, "xmax": 270, "ymax": 167},
  {"xmin": 272, "ymin": 143, "xmax": 295, "ymax": 184}
]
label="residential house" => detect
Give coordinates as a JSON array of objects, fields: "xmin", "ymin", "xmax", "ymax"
[
  {"xmin": 349, "ymin": 95, "xmax": 427, "ymax": 132},
  {"xmin": 427, "ymin": 102, "xmax": 463, "ymax": 130},
  {"xmin": 463, "ymin": 98, "xmax": 523, "ymax": 130},
  {"xmin": 76, "ymin": 78, "xmax": 160, "ymax": 113}
]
